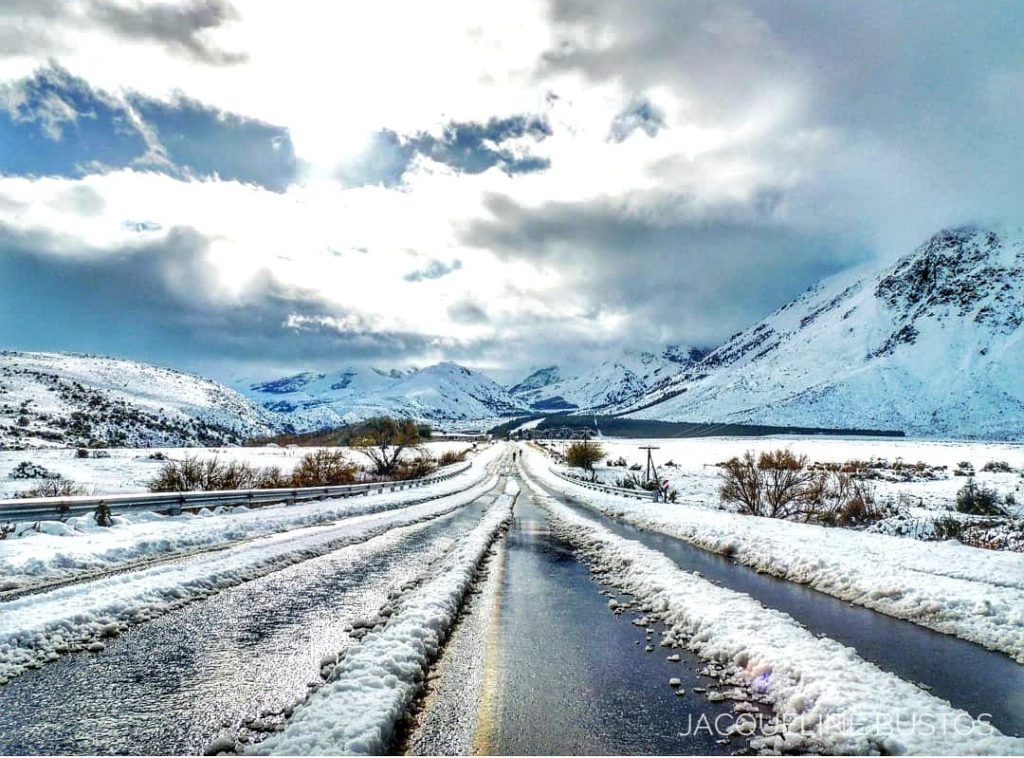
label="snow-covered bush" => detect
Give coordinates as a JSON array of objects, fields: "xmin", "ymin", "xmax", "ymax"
[
  {"xmin": 94, "ymin": 501, "xmax": 113, "ymax": 527},
  {"xmin": 8, "ymin": 461, "xmax": 59, "ymax": 480},
  {"xmin": 954, "ymin": 461, "xmax": 975, "ymax": 477},
  {"xmin": 981, "ymin": 460, "xmax": 1013, "ymax": 473},
  {"xmin": 955, "ymin": 478, "xmax": 1005, "ymax": 516}
]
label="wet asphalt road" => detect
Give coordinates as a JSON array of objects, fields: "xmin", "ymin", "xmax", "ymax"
[
  {"xmin": 409, "ymin": 484, "xmax": 740, "ymax": 755},
  {"xmin": 547, "ymin": 487, "xmax": 1024, "ymax": 738}
]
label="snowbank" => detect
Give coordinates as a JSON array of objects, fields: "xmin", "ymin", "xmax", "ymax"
[
  {"xmin": 524, "ymin": 448, "xmax": 1024, "ymax": 663},
  {"xmin": 251, "ymin": 480, "xmax": 518, "ymax": 755},
  {"xmin": 0, "ymin": 472, "xmax": 502, "ymax": 686},
  {"xmin": 0, "ymin": 444, "xmax": 502, "ymax": 592},
  {"xmin": 519, "ymin": 466, "xmax": 1021, "ymax": 755}
]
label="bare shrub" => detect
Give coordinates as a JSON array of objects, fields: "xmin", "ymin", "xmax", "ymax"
[
  {"xmin": 394, "ymin": 453, "xmax": 437, "ymax": 480},
  {"xmin": 16, "ymin": 477, "xmax": 86, "ymax": 498},
  {"xmin": 437, "ymin": 449, "xmax": 469, "ymax": 466},
  {"xmin": 290, "ymin": 450, "xmax": 359, "ymax": 487},
  {"xmin": 149, "ymin": 456, "xmax": 226, "ymax": 492},
  {"xmin": 720, "ymin": 449, "xmax": 880, "ymax": 524},
  {"xmin": 566, "ymin": 440, "xmax": 605, "ymax": 472}
]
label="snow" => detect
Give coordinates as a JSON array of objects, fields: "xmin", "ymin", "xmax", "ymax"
[
  {"xmin": 583, "ymin": 436, "xmax": 1024, "ymax": 513},
  {"xmin": 250, "ymin": 479, "xmax": 518, "ymax": 755},
  {"xmin": 0, "ymin": 444, "xmax": 502, "ymax": 592},
  {"xmin": 0, "ymin": 350, "xmax": 279, "ymax": 448},
  {"xmin": 523, "ymin": 445, "xmax": 1024, "ymax": 663},
  {"xmin": 0, "ymin": 440, "xmax": 479, "ymax": 499},
  {"xmin": 0, "ymin": 458, "xmax": 505, "ymax": 686},
  {"xmin": 518, "ymin": 464, "xmax": 1023, "ymax": 755},
  {"xmin": 509, "ymin": 347, "xmax": 705, "ymax": 411},
  {"xmin": 239, "ymin": 361, "xmax": 528, "ymax": 430},
  {"xmin": 619, "ymin": 225, "xmax": 1024, "ymax": 440}
]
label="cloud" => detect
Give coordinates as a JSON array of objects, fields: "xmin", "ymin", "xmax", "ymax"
[
  {"xmin": 447, "ymin": 300, "xmax": 489, "ymax": 324},
  {"xmin": 89, "ymin": 0, "xmax": 247, "ymax": 65},
  {"xmin": 336, "ymin": 114, "xmax": 552, "ymax": 187},
  {"xmin": 462, "ymin": 192, "xmax": 870, "ymax": 345},
  {"xmin": 0, "ymin": 0, "xmax": 246, "ymax": 64},
  {"xmin": 403, "ymin": 258, "xmax": 463, "ymax": 283},
  {"xmin": 0, "ymin": 64, "xmax": 296, "ymax": 191},
  {"xmin": 609, "ymin": 98, "xmax": 666, "ymax": 142},
  {"xmin": 539, "ymin": 0, "xmax": 1024, "ymax": 254},
  {"xmin": 0, "ymin": 222, "xmax": 451, "ymax": 371}
]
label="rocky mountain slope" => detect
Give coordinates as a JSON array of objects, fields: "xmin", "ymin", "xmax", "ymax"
[
  {"xmin": 510, "ymin": 347, "xmax": 708, "ymax": 411},
  {"xmin": 240, "ymin": 361, "xmax": 530, "ymax": 429},
  {"xmin": 0, "ymin": 351, "xmax": 281, "ymax": 449},
  {"xmin": 618, "ymin": 226, "xmax": 1024, "ymax": 439}
]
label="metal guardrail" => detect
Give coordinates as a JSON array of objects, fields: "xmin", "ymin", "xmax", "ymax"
[
  {"xmin": 0, "ymin": 462, "xmax": 473, "ymax": 525},
  {"xmin": 549, "ymin": 467, "xmax": 657, "ymax": 501}
]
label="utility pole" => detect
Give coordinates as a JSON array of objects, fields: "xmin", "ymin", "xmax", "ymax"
[{"xmin": 639, "ymin": 445, "xmax": 660, "ymax": 485}]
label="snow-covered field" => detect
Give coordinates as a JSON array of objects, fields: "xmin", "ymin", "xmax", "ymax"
[
  {"xmin": 551, "ymin": 436, "xmax": 1024, "ymax": 546},
  {"xmin": 522, "ymin": 445, "xmax": 1024, "ymax": 663},
  {"xmin": 0, "ymin": 447, "xmax": 506, "ymax": 686},
  {"xmin": 0, "ymin": 441, "xmax": 479, "ymax": 499},
  {"xmin": 518, "ymin": 464, "xmax": 1022, "ymax": 755}
]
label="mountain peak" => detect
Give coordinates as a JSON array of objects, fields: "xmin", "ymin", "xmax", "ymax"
[{"xmin": 618, "ymin": 224, "xmax": 1024, "ymax": 439}]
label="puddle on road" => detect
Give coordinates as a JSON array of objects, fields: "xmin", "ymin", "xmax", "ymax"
[{"xmin": 410, "ymin": 487, "xmax": 745, "ymax": 756}]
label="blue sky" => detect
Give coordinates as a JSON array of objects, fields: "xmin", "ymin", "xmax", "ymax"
[{"xmin": 0, "ymin": 1, "xmax": 1022, "ymax": 382}]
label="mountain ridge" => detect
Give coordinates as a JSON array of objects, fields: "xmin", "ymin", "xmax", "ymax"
[{"xmin": 616, "ymin": 225, "xmax": 1024, "ymax": 439}]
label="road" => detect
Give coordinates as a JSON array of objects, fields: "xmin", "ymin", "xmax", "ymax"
[{"xmin": 0, "ymin": 443, "xmax": 1019, "ymax": 754}]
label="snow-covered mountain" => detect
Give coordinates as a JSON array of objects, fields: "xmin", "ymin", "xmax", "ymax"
[
  {"xmin": 240, "ymin": 361, "xmax": 530, "ymax": 429},
  {"xmin": 619, "ymin": 226, "xmax": 1024, "ymax": 439},
  {"xmin": 510, "ymin": 347, "xmax": 708, "ymax": 411},
  {"xmin": 0, "ymin": 351, "xmax": 281, "ymax": 448}
]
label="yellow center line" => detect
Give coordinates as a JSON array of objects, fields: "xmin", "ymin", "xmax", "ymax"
[{"xmin": 472, "ymin": 490, "xmax": 512, "ymax": 754}]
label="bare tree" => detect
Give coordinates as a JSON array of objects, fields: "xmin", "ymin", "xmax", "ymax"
[{"xmin": 352, "ymin": 417, "xmax": 423, "ymax": 477}]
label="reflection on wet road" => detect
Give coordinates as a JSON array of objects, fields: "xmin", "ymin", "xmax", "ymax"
[
  {"xmin": 545, "ymin": 492, "xmax": 1024, "ymax": 737},
  {"xmin": 411, "ymin": 484, "xmax": 737, "ymax": 755}
]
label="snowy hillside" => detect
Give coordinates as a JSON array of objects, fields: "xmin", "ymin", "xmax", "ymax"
[
  {"xmin": 241, "ymin": 361, "xmax": 529, "ymax": 429},
  {"xmin": 0, "ymin": 351, "xmax": 281, "ymax": 449},
  {"xmin": 238, "ymin": 367, "xmax": 414, "ymax": 430},
  {"xmin": 620, "ymin": 226, "xmax": 1024, "ymax": 439},
  {"xmin": 510, "ymin": 347, "xmax": 708, "ymax": 411}
]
